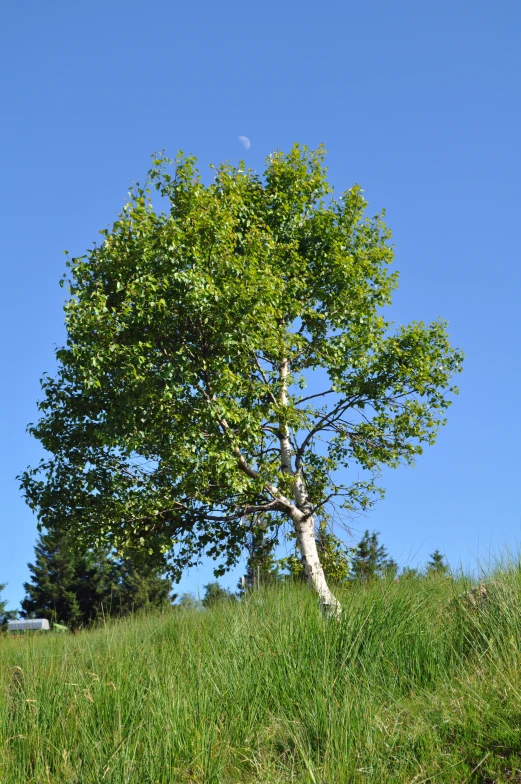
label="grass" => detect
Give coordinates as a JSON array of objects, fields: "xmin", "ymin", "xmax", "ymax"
[{"xmin": 1, "ymin": 567, "xmax": 521, "ymax": 783}]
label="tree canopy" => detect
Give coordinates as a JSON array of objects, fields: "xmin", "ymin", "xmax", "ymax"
[
  {"xmin": 20, "ymin": 144, "xmax": 463, "ymax": 612},
  {"xmin": 202, "ymin": 581, "xmax": 237, "ymax": 608}
]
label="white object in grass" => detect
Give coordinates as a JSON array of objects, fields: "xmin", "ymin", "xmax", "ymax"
[{"xmin": 7, "ymin": 619, "xmax": 50, "ymax": 632}]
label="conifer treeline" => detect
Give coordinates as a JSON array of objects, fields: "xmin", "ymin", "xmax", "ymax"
[
  {"xmin": 0, "ymin": 526, "xmax": 449, "ymax": 627},
  {"xmin": 240, "ymin": 521, "xmax": 448, "ymax": 592},
  {"xmin": 19, "ymin": 528, "xmax": 174, "ymax": 629}
]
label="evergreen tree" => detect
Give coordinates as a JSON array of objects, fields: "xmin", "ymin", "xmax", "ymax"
[
  {"xmin": 426, "ymin": 549, "xmax": 449, "ymax": 576},
  {"xmin": 21, "ymin": 528, "xmax": 88, "ymax": 628},
  {"xmin": 0, "ymin": 583, "xmax": 17, "ymax": 629},
  {"xmin": 0, "ymin": 583, "xmax": 7, "ymax": 622},
  {"xmin": 116, "ymin": 558, "xmax": 174, "ymax": 613},
  {"xmin": 350, "ymin": 530, "xmax": 395, "ymax": 582},
  {"xmin": 21, "ymin": 528, "xmax": 174, "ymax": 628},
  {"xmin": 202, "ymin": 581, "xmax": 236, "ymax": 608}
]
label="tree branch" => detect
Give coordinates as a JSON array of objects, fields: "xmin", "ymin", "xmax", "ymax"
[
  {"xmin": 295, "ymin": 397, "xmax": 354, "ymax": 470},
  {"xmin": 295, "ymin": 389, "xmax": 336, "ymax": 405},
  {"xmin": 254, "ymin": 354, "xmax": 278, "ymax": 406}
]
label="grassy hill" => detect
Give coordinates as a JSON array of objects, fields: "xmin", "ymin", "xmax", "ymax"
[{"xmin": 2, "ymin": 568, "xmax": 521, "ymax": 783}]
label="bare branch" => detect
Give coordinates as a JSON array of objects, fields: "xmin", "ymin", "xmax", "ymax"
[
  {"xmin": 260, "ymin": 424, "xmax": 285, "ymax": 439},
  {"xmin": 254, "ymin": 354, "xmax": 278, "ymax": 406},
  {"xmin": 295, "ymin": 397, "xmax": 354, "ymax": 469},
  {"xmin": 295, "ymin": 388, "xmax": 336, "ymax": 405},
  {"xmin": 242, "ymin": 499, "xmax": 289, "ymax": 515}
]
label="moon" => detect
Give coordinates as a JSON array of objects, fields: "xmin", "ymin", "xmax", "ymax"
[{"xmin": 238, "ymin": 136, "xmax": 251, "ymax": 150}]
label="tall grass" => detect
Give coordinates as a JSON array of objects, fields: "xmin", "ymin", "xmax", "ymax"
[{"xmin": 2, "ymin": 567, "xmax": 521, "ymax": 782}]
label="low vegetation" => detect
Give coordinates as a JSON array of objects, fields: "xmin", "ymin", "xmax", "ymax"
[{"xmin": 2, "ymin": 564, "xmax": 521, "ymax": 783}]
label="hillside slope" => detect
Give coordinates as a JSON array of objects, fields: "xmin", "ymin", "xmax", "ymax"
[{"xmin": 2, "ymin": 572, "xmax": 521, "ymax": 782}]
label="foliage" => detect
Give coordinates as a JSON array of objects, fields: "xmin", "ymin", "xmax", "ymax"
[
  {"xmin": 20, "ymin": 144, "xmax": 463, "ymax": 594},
  {"xmin": 280, "ymin": 519, "xmax": 353, "ymax": 584},
  {"xmin": 21, "ymin": 528, "xmax": 93, "ymax": 628},
  {"xmin": 202, "ymin": 581, "xmax": 237, "ymax": 608},
  {"xmin": 20, "ymin": 528, "xmax": 173, "ymax": 628},
  {"xmin": 116, "ymin": 556, "xmax": 175, "ymax": 612},
  {"xmin": 350, "ymin": 529, "xmax": 397, "ymax": 581},
  {"xmin": 175, "ymin": 592, "xmax": 198, "ymax": 610},
  {"xmin": 316, "ymin": 520, "xmax": 354, "ymax": 583},
  {"xmin": 427, "ymin": 548, "xmax": 449, "ymax": 575},
  {"xmin": 239, "ymin": 514, "xmax": 280, "ymax": 592},
  {"xmin": 4, "ymin": 567, "xmax": 521, "ymax": 782},
  {"xmin": 399, "ymin": 566, "xmax": 421, "ymax": 580},
  {"xmin": 0, "ymin": 583, "xmax": 16, "ymax": 630}
]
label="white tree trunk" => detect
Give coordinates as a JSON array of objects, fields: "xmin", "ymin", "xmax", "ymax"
[
  {"xmin": 278, "ymin": 357, "xmax": 341, "ymax": 616},
  {"xmin": 294, "ymin": 513, "xmax": 342, "ymax": 617},
  {"xmin": 279, "ymin": 358, "xmax": 294, "ymax": 475}
]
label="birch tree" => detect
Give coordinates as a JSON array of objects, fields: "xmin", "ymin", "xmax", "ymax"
[{"xmin": 20, "ymin": 145, "xmax": 463, "ymax": 614}]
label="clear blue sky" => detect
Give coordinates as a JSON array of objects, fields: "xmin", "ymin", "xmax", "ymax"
[{"xmin": 1, "ymin": 0, "xmax": 520, "ymax": 610}]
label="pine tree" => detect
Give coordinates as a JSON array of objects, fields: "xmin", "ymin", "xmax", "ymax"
[
  {"xmin": 21, "ymin": 528, "xmax": 174, "ymax": 628},
  {"xmin": 427, "ymin": 549, "xmax": 449, "ymax": 576},
  {"xmin": 116, "ymin": 558, "xmax": 174, "ymax": 613},
  {"xmin": 0, "ymin": 583, "xmax": 7, "ymax": 621},
  {"xmin": 350, "ymin": 530, "xmax": 395, "ymax": 582},
  {"xmin": 400, "ymin": 566, "xmax": 420, "ymax": 580},
  {"xmin": 21, "ymin": 528, "xmax": 87, "ymax": 628}
]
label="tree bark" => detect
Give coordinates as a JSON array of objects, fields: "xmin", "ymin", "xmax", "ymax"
[
  {"xmin": 278, "ymin": 357, "xmax": 341, "ymax": 616},
  {"xmin": 293, "ymin": 511, "xmax": 342, "ymax": 617},
  {"xmin": 279, "ymin": 358, "xmax": 294, "ymax": 475}
]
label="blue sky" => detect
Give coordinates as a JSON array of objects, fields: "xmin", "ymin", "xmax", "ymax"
[{"xmin": 1, "ymin": 0, "xmax": 520, "ymax": 610}]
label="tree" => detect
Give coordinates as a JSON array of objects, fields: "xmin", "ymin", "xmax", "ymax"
[
  {"xmin": 20, "ymin": 144, "xmax": 463, "ymax": 614},
  {"xmin": 21, "ymin": 528, "xmax": 89, "ymax": 628},
  {"xmin": 426, "ymin": 549, "xmax": 449, "ymax": 576},
  {"xmin": 202, "ymin": 581, "xmax": 236, "ymax": 608},
  {"xmin": 350, "ymin": 530, "xmax": 396, "ymax": 582},
  {"xmin": 316, "ymin": 520, "xmax": 354, "ymax": 583},
  {"xmin": 21, "ymin": 528, "xmax": 173, "ymax": 628},
  {"xmin": 176, "ymin": 592, "xmax": 198, "ymax": 610},
  {"xmin": 0, "ymin": 583, "xmax": 16, "ymax": 629},
  {"xmin": 116, "ymin": 556, "xmax": 175, "ymax": 612}
]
